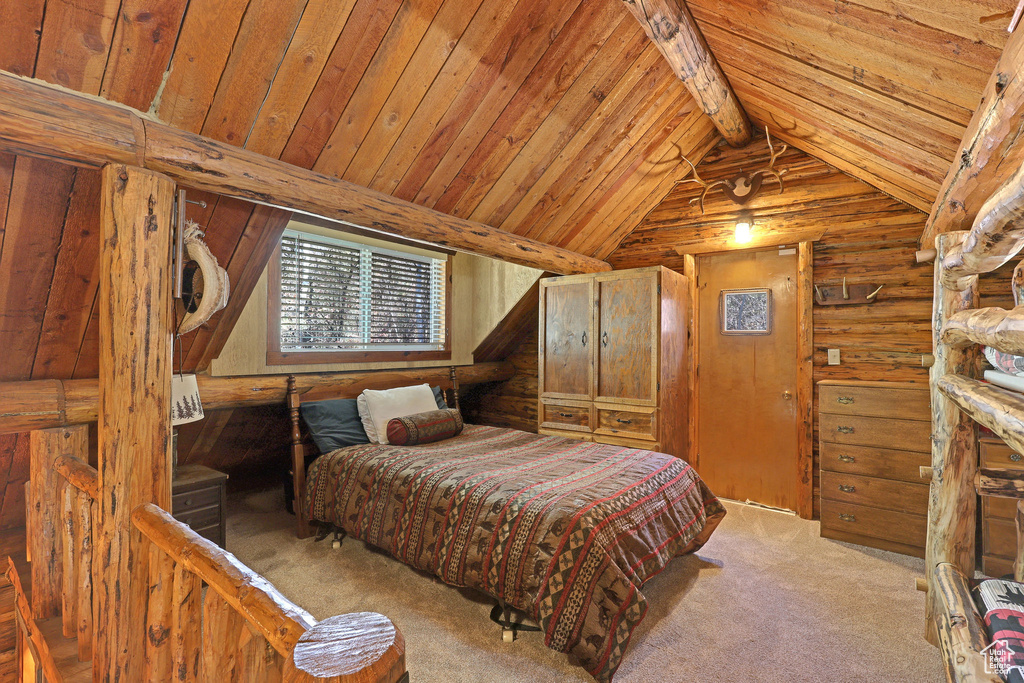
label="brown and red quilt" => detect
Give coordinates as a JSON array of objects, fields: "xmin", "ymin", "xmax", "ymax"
[{"xmin": 305, "ymin": 425, "xmax": 725, "ymax": 681}]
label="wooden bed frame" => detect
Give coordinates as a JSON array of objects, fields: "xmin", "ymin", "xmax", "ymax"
[{"xmin": 286, "ymin": 366, "xmax": 461, "ymax": 538}]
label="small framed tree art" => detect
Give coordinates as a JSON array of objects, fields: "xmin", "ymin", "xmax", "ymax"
[{"xmin": 720, "ymin": 288, "xmax": 773, "ymax": 335}]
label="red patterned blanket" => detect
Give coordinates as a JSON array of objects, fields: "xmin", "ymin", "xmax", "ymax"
[{"xmin": 305, "ymin": 425, "xmax": 725, "ymax": 681}]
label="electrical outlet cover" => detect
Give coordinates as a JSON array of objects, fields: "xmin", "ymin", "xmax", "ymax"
[{"xmin": 827, "ymin": 348, "xmax": 841, "ymax": 365}]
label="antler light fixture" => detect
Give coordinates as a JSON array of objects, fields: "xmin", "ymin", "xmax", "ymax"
[{"xmin": 676, "ymin": 126, "xmax": 789, "ymax": 213}]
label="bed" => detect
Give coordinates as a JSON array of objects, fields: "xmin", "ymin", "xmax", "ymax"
[{"xmin": 287, "ymin": 371, "xmax": 725, "ymax": 682}]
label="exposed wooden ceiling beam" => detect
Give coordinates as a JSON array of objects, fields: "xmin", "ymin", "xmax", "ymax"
[
  {"xmin": 0, "ymin": 72, "xmax": 610, "ymax": 275},
  {"xmin": 620, "ymin": 0, "xmax": 751, "ymax": 147},
  {"xmin": 920, "ymin": 25, "xmax": 1024, "ymax": 249}
]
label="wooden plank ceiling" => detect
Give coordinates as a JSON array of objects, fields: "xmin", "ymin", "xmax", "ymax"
[{"xmin": 686, "ymin": 0, "xmax": 1015, "ymax": 212}]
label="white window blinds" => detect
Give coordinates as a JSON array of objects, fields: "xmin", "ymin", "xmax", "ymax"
[{"xmin": 278, "ymin": 229, "xmax": 446, "ymax": 352}]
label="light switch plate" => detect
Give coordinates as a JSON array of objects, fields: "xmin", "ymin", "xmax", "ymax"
[{"xmin": 827, "ymin": 348, "xmax": 841, "ymax": 365}]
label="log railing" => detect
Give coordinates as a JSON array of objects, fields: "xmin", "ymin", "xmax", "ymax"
[
  {"xmin": 53, "ymin": 454, "xmax": 98, "ymax": 664},
  {"xmin": 131, "ymin": 503, "xmax": 407, "ymax": 682}
]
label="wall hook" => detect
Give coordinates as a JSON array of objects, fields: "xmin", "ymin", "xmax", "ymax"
[
  {"xmin": 842, "ymin": 277, "xmax": 849, "ymax": 300},
  {"xmin": 865, "ymin": 284, "xmax": 884, "ymax": 301}
]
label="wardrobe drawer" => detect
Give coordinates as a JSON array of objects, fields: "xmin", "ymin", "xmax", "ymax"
[
  {"xmin": 595, "ymin": 408, "xmax": 656, "ymax": 439},
  {"xmin": 981, "ymin": 438, "xmax": 1024, "ymax": 468},
  {"xmin": 984, "ymin": 495, "xmax": 1020, "ymax": 521},
  {"xmin": 820, "ymin": 500, "xmax": 926, "ymax": 549},
  {"xmin": 818, "ymin": 384, "xmax": 929, "ymax": 421},
  {"xmin": 819, "ymin": 442, "xmax": 930, "ymax": 483},
  {"xmin": 540, "ymin": 402, "xmax": 591, "ymax": 433},
  {"xmin": 820, "ymin": 471, "xmax": 928, "ymax": 516},
  {"xmin": 539, "ymin": 428, "xmax": 594, "ymax": 442},
  {"xmin": 819, "ymin": 413, "xmax": 930, "ymax": 452},
  {"xmin": 985, "ymin": 516, "xmax": 1018, "ymax": 560},
  {"xmin": 171, "ymin": 485, "xmax": 221, "ymax": 513},
  {"xmin": 593, "ymin": 433, "xmax": 660, "ymax": 452}
]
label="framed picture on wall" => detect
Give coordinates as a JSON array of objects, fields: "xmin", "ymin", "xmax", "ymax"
[{"xmin": 720, "ymin": 288, "xmax": 772, "ymax": 335}]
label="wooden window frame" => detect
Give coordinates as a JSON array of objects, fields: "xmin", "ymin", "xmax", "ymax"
[{"xmin": 267, "ymin": 243, "xmax": 452, "ymax": 366}]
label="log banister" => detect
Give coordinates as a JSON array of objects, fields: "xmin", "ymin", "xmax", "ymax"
[
  {"xmin": 52, "ymin": 454, "xmax": 99, "ymax": 500},
  {"xmin": 0, "ymin": 361, "xmax": 513, "ymax": 435},
  {"xmin": 132, "ymin": 503, "xmax": 315, "ymax": 656}
]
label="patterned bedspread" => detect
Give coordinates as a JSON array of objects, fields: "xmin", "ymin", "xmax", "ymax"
[{"xmin": 305, "ymin": 425, "xmax": 725, "ymax": 681}]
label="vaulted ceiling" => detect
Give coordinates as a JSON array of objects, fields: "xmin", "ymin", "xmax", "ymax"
[{"xmin": 0, "ymin": 0, "xmax": 1015, "ymax": 390}]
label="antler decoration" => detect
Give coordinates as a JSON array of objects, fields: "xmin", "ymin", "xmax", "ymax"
[{"xmin": 675, "ymin": 126, "xmax": 789, "ymax": 214}]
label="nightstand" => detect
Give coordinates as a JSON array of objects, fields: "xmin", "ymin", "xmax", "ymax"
[{"xmin": 172, "ymin": 465, "xmax": 228, "ymax": 547}]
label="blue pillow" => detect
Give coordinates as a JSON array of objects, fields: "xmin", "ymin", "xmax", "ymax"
[{"xmin": 302, "ymin": 386, "xmax": 447, "ymax": 453}]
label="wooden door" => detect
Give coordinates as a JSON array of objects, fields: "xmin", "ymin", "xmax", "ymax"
[
  {"xmin": 539, "ymin": 277, "xmax": 594, "ymax": 400},
  {"xmin": 697, "ymin": 248, "xmax": 799, "ymax": 510},
  {"xmin": 595, "ymin": 271, "xmax": 658, "ymax": 406}
]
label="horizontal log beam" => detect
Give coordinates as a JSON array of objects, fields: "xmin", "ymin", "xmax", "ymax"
[
  {"xmin": 922, "ymin": 24, "xmax": 1024, "ymax": 248},
  {"xmin": 936, "ymin": 373, "xmax": 1024, "ymax": 456},
  {"xmin": 0, "ymin": 362, "xmax": 513, "ymax": 435},
  {"xmin": 620, "ymin": 0, "xmax": 751, "ymax": 147},
  {"xmin": 976, "ymin": 467, "xmax": 1024, "ymax": 499},
  {"xmin": 940, "ymin": 162, "xmax": 1024, "ymax": 289},
  {"xmin": 0, "ymin": 72, "xmax": 609, "ymax": 275},
  {"xmin": 942, "ymin": 305, "xmax": 1024, "ymax": 354}
]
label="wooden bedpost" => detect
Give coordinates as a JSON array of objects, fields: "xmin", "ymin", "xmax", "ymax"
[
  {"xmin": 925, "ymin": 230, "xmax": 980, "ymax": 645},
  {"xmin": 288, "ymin": 375, "xmax": 312, "ymax": 539},
  {"xmin": 94, "ymin": 164, "xmax": 175, "ymax": 682},
  {"xmin": 449, "ymin": 366, "xmax": 461, "ymax": 411}
]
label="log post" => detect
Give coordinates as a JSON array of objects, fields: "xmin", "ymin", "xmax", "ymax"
[
  {"xmin": 203, "ymin": 591, "xmax": 245, "ymax": 681},
  {"xmin": 619, "ymin": 0, "xmax": 751, "ymax": 146},
  {"xmin": 170, "ymin": 564, "xmax": 201, "ymax": 683},
  {"xmin": 926, "ymin": 231, "xmax": 980, "ymax": 645},
  {"xmin": 94, "ymin": 163, "xmax": 175, "ymax": 682},
  {"xmin": 28, "ymin": 424, "xmax": 87, "ymax": 619},
  {"xmin": 284, "ymin": 613, "xmax": 406, "ymax": 683},
  {"xmin": 76, "ymin": 491, "xmax": 93, "ymax": 662},
  {"xmin": 144, "ymin": 543, "xmax": 174, "ymax": 682},
  {"xmin": 60, "ymin": 483, "xmax": 76, "ymax": 639},
  {"xmin": 1017, "ymin": 500, "xmax": 1024, "ymax": 583}
]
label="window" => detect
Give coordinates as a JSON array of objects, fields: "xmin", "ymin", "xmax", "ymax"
[{"xmin": 268, "ymin": 229, "xmax": 450, "ymax": 364}]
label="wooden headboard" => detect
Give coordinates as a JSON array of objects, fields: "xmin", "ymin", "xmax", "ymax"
[{"xmin": 286, "ymin": 366, "xmax": 462, "ymax": 538}]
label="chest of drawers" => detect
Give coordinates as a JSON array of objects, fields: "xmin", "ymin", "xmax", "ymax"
[
  {"xmin": 980, "ymin": 435, "xmax": 1024, "ymax": 577},
  {"xmin": 172, "ymin": 465, "xmax": 228, "ymax": 548},
  {"xmin": 818, "ymin": 380, "xmax": 930, "ymax": 557}
]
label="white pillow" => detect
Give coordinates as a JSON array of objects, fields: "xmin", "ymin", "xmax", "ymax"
[{"xmin": 357, "ymin": 384, "xmax": 439, "ymax": 444}]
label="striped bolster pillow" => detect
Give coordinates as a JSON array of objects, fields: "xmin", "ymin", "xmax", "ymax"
[{"xmin": 386, "ymin": 408, "xmax": 464, "ymax": 446}]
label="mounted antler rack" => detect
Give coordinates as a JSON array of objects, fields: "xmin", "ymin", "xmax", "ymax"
[
  {"xmin": 675, "ymin": 126, "xmax": 789, "ymax": 213},
  {"xmin": 814, "ymin": 278, "xmax": 883, "ymax": 306}
]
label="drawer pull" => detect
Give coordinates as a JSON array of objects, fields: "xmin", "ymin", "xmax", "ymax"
[
  {"xmin": 581, "ymin": 331, "xmax": 587, "ymax": 346},
  {"xmin": 839, "ymin": 513, "xmax": 856, "ymax": 523},
  {"xmin": 183, "ymin": 498, "xmax": 193, "ymax": 507},
  {"xmin": 1013, "ymin": 453, "xmax": 1023, "ymax": 463},
  {"xmin": 616, "ymin": 418, "xmax": 632, "ymax": 425},
  {"xmin": 837, "ymin": 396, "xmax": 854, "ymax": 404},
  {"xmin": 838, "ymin": 484, "xmax": 856, "ymax": 493},
  {"xmin": 602, "ymin": 331, "xmax": 609, "ymax": 348},
  {"xmin": 838, "ymin": 455, "xmax": 855, "ymax": 463},
  {"xmin": 837, "ymin": 426, "xmax": 855, "ymax": 434},
  {"xmin": 559, "ymin": 412, "xmax": 573, "ymax": 418}
]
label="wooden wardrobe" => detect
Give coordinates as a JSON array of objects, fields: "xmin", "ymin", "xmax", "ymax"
[{"xmin": 537, "ymin": 266, "xmax": 688, "ymax": 459}]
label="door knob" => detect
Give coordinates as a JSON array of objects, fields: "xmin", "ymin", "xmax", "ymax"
[{"xmin": 782, "ymin": 390, "xmax": 792, "ymax": 400}]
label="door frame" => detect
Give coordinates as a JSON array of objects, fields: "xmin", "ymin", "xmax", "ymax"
[{"xmin": 686, "ymin": 242, "xmax": 814, "ymax": 519}]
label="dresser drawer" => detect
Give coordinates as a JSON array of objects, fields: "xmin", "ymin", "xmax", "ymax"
[
  {"xmin": 984, "ymin": 495, "xmax": 1020, "ymax": 521},
  {"xmin": 540, "ymin": 402, "xmax": 592, "ymax": 433},
  {"xmin": 820, "ymin": 499, "xmax": 926, "ymax": 549},
  {"xmin": 595, "ymin": 407, "xmax": 656, "ymax": 440},
  {"xmin": 819, "ymin": 384, "xmax": 929, "ymax": 421},
  {"xmin": 172, "ymin": 485, "xmax": 221, "ymax": 513},
  {"xmin": 820, "ymin": 471, "xmax": 928, "ymax": 515},
  {"xmin": 820, "ymin": 442, "xmax": 930, "ymax": 483},
  {"xmin": 985, "ymin": 516, "xmax": 1018, "ymax": 560},
  {"xmin": 981, "ymin": 438, "xmax": 1024, "ymax": 468},
  {"xmin": 819, "ymin": 413, "xmax": 930, "ymax": 452},
  {"xmin": 173, "ymin": 504, "xmax": 221, "ymax": 532}
]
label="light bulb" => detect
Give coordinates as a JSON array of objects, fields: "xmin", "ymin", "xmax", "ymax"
[{"xmin": 735, "ymin": 221, "xmax": 752, "ymax": 244}]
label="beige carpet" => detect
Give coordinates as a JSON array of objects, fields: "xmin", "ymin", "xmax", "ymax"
[{"xmin": 226, "ymin": 489, "xmax": 943, "ymax": 682}]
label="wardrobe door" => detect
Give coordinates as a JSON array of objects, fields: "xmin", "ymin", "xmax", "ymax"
[
  {"xmin": 595, "ymin": 270, "xmax": 658, "ymax": 406},
  {"xmin": 539, "ymin": 276, "xmax": 594, "ymax": 401}
]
